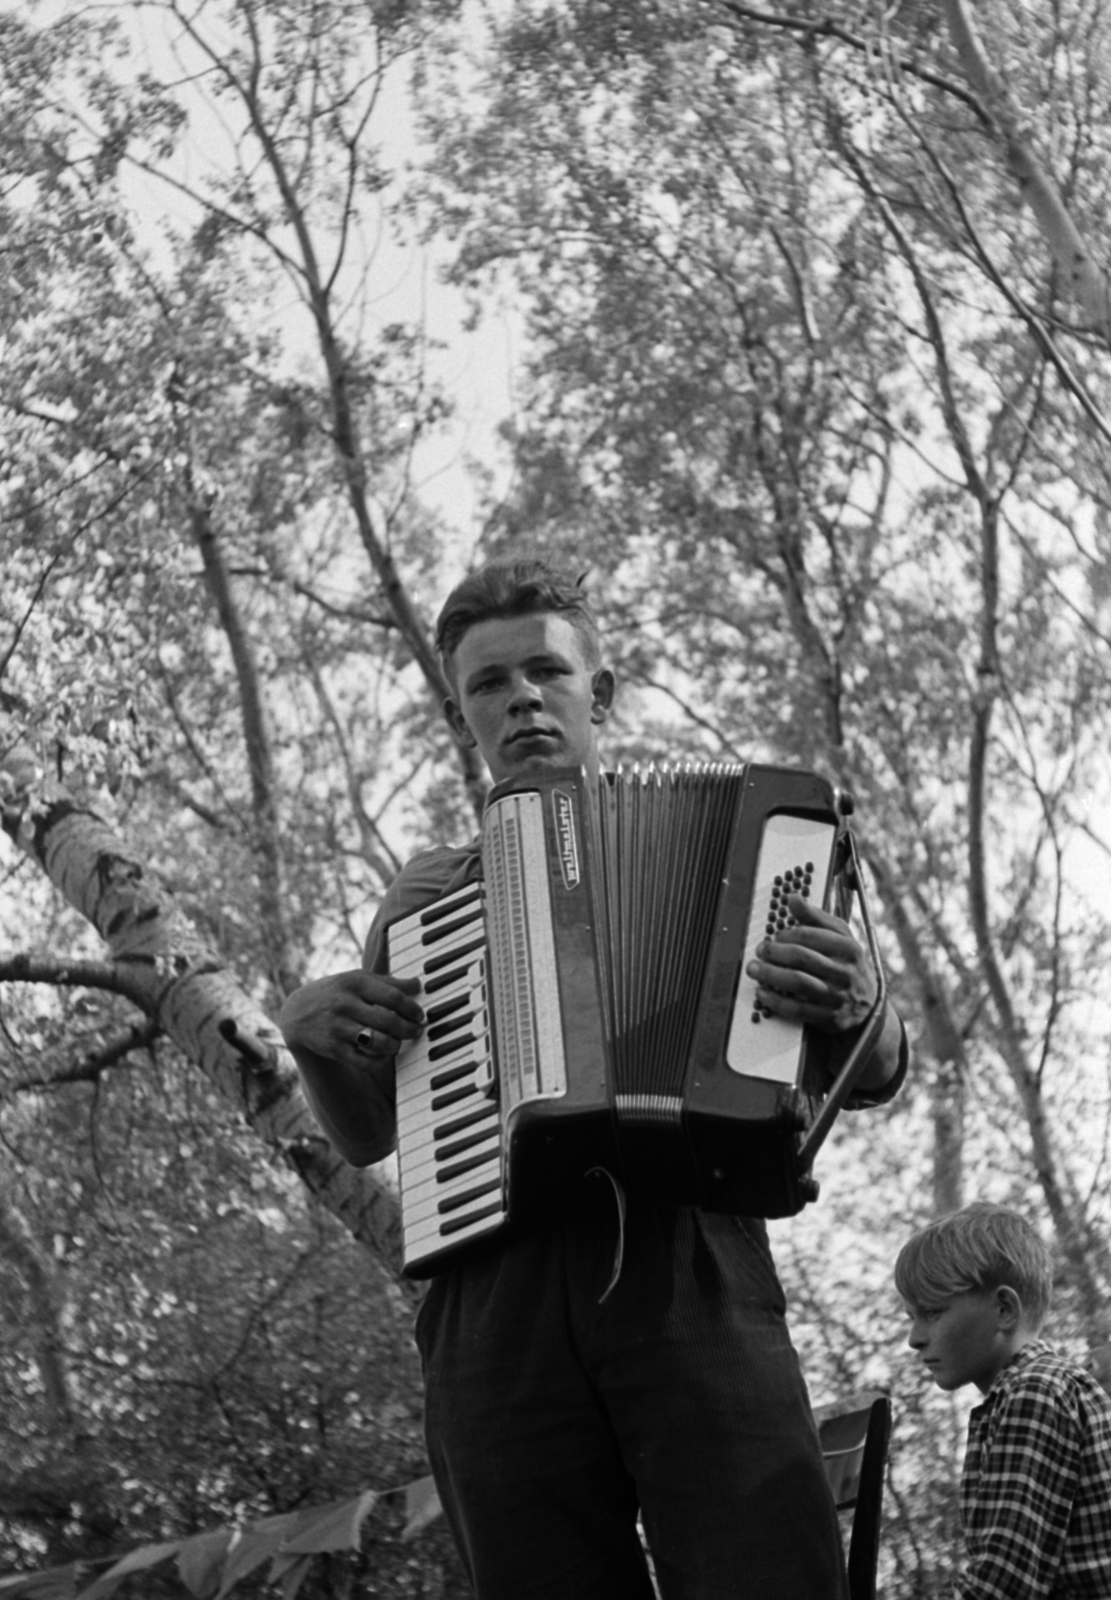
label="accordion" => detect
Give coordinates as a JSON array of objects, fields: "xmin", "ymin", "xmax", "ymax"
[{"xmin": 387, "ymin": 762, "xmax": 885, "ymax": 1278}]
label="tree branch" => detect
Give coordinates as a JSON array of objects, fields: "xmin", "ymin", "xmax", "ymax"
[
  {"xmin": 941, "ymin": 0, "xmax": 1111, "ymax": 343},
  {"xmin": 715, "ymin": 0, "xmax": 994, "ymax": 125},
  {"xmin": 4, "ymin": 1020, "xmax": 161, "ymax": 1094},
  {"xmin": 0, "ymin": 953, "xmax": 150, "ymax": 1005},
  {"xmin": 173, "ymin": 401, "xmax": 298, "ymax": 1001}
]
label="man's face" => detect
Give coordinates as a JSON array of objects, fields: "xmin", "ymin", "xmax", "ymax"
[
  {"xmin": 444, "ymin": 611, "xmax": 615, "ymax": 786},
  {"xmin": 904, "ymin": 1288, "xmax": 1014, "ymax": 1394}
]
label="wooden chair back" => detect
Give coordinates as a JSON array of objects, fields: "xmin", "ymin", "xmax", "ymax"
[{"xmin": 814, "ymin": 1390, "xmax": 892, "ymax": 1600}]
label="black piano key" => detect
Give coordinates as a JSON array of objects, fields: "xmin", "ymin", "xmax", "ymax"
[
  {"xmin": 434, "ymin": 1104, "xmax": 500, "ymax": 1141},
  {"xmin": 436, "ymin": 1149, "xmax": 500, "ymax": 1184},
  {"xmin": 425, "ymin": 992, "xmax": 472, "ymax": 1025},
  {"xmin": 427, "ymin": 1011, "xmax": 475, "ymax": 1042},
  {"xmin": 419, "ymin": 885, "xmax": 481, "ymax": 926},
  {"xmin": 429, "ymin": 1061, "xmax": 479, "ymax": 1091},
  {"xmin": 439, "ymin": 1200, "xmax": 504, "ymax": 1237},
  {"xmin": 428, "ymin": 1033, "xmax": 478, "ymax": 1062},
  {"xmin": 438, "ymin": 1178, "xmax": 502, "ymax": 1216},
  {"xmin": 421, "ymin": 910, "xmax": 483, "ymax": 947},
  {"xmin": 424, "ymin": 936, "xmax": 485, "ymax": 977},
  {"xmin": 423, "ymin": 963, "xmax": 470, "ymax": 995},
  {"xmin": 436, "ymin": 1125, "xmax": 501, "ymax": 1161},
  {"xmin": 430, "ymin": 1083, "xmax": 479, "ymax": 1113}
]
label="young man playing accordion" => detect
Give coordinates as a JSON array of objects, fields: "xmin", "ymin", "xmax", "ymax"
[{"xmin": 279, "ymin": 558, "xmax": 907, "ymax": 1600}]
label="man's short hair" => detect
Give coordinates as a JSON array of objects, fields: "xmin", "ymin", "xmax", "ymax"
[
  {"xmin": 434, "ymin": 558, "xmax": 601, "ymax": 687},
  {"xmin": 894, "ymin": 1202, "xmax": 1053, "ymax": 1329}
]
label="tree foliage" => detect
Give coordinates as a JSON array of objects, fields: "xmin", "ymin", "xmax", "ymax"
[{"xmin": 2, "ymin": 1, "xmax": 471, "ymax": 1591}]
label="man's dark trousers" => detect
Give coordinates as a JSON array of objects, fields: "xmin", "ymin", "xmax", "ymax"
[{"xmin": 416, "ymin": 1195, "xmax": 848, "ymax": 1599}]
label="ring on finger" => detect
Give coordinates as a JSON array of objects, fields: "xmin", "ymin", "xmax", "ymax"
[{"xmin": 355, "ymin": 1027, "xmax": 376, "ymax": 1055}]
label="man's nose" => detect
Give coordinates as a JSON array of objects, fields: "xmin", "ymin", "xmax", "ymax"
[
  {"xmin": 907, "ymin": 1321, "xmax": 926, "ymax": 1350},
  {"xmin": 507, "ymin": 673, "xmax": 543, "ymax": 710}
]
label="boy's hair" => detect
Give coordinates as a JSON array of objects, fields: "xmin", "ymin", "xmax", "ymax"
[
  {"xmin": 434, "ymin": 559, "xmax": 601, "ymax": 687},
  {"xmin": 894, "ymin": 1203, "xmax": 1052, "ymax": 1329}
]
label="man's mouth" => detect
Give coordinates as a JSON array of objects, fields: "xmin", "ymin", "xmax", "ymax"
[{"xmin": 507, "ymin": 728, "xmax": 558, "ymax": 745}]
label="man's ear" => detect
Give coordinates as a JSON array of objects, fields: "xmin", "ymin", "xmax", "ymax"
[
  {"xmin": 444, "ymin": 697, "xmax": 477, "ymax": 750},
  {"xmin": 995, "ymin": 1285, "xmax": 1023, "ymax": 1331},
  {"xmin": 591, "ymin": 667, "xmax": 616, "ymax": 726}
]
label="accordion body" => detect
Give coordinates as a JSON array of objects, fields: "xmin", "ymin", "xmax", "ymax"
[{"xmin": 388, "ymin": 762, "xmax": 866, "ymax": 1278}]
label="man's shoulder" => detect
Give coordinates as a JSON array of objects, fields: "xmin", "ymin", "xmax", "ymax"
[
  {"xmin": 363, "ymin": 841, "xmax": 481, "ymax": 971},
  {"xmin": 396, "ymin": 841, "xmax": 479, "ymax": 886},
  {"xmin": 382, "ymin": 841, "xmax": 482, "ymax": 923}
]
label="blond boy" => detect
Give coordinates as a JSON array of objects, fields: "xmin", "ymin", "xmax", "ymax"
[{"xmin": 896, "ymin": 1203, "xmax": 1111, "ymax": 1598}]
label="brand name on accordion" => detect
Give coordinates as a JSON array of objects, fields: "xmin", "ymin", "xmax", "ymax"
[{"xmin": 552, "ymin": 789, "xmax": 581, "ymax": 890}]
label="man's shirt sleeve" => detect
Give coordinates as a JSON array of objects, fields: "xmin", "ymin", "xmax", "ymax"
[
  {"xmin": 957, "ymin": 1380, "xmax": 1083, "ymax": 1599},
  {"xmin": 844, "ymin": 1012, "xmax": 909, "ymax": 1110},
  {"xmin": 363, "ymin": 844, "xmax": 481, "ymax": 974}
]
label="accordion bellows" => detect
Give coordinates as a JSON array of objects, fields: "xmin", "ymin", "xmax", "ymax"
[{"xmin": 388, "ymin": 762, "xmax": 857, "ymax": 1277}]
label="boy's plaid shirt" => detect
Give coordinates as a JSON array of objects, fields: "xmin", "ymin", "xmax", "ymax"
[{"xmin": 958, "ymin": 1340, "xmax": 1111, "ymax": 1598}]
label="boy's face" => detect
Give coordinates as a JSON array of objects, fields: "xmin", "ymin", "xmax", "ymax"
[
  {"xmin": 444, "ymin": 611, "xmax": 615, "ymax": 786},
  {"xmin": 904, "ymin": 1287, "xmax": 1019, "ymax": 1394}
]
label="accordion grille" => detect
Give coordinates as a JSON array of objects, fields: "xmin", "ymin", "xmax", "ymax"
[{"xmin": 599, "ymin": 764, "xmax": 747, "ymax": 1112}]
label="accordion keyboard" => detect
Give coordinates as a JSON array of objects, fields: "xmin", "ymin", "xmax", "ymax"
[{"xmin": 388, "ymin": 881, "xmax": 506, "ymax": 1269}]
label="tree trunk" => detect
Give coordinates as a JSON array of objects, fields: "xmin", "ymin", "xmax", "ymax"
[{"xmin": 942, "ymin": 0, "xmax": 1111, "ymax": 345}]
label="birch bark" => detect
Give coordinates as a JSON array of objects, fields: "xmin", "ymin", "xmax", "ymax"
[{"xmin": 942, "ymin": 0, "xmax": 1111, "ymax": 343}]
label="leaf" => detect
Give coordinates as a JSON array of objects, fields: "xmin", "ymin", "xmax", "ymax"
[
  {"xmin": 75, "ymin": 1541, "xmax": 182, "ymax": 1600},
  {"xmin": 0, "ymin": 1568, "xmax": 84, "ymax": 1600},
  {"xmin": 278, "ymin": 1491, "xmax": 378, "ymax": 1555},
  {"xmin": 278, "ymin": 1556, "xmax": 314, "ymax": 1600},
  {"xmin": 177, "ymin": 1529, "xmax": 233, "ymax": 1600},
  {"xmin": 265, "ymin": 1554, "xmax": 302, "ymax": 1586},
  {"xmin": 212, "ymin": 1515, "xmax": 300, "ymax": 1600},
  {"xmin": 402, "ymin": 1475, "xmax": 443, "ymax": 1541}
]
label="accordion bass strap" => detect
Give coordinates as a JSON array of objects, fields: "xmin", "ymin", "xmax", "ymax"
[{"xmin": 795, "ymin": 828, "xmax": 888, "ymax": 1171}]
